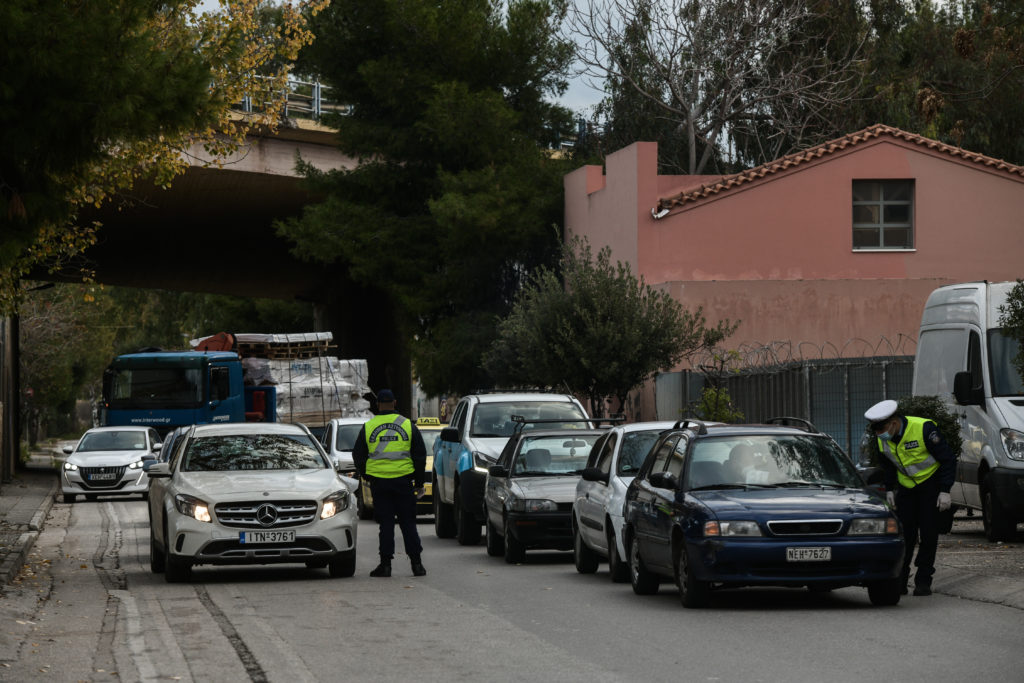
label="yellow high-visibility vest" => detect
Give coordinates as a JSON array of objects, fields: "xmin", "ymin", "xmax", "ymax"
[{"xmin": 364, "ymin": 413, "xmax": 414, "ymax": 479}]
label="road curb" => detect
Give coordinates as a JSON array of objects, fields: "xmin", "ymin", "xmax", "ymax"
[
  {"xmin": 934, "ymin": 567, "xmax": 1024, "ymax": 610},
  {"xmin": 0, "ymin": 477, "xmax": 58, "ymax": 586}
]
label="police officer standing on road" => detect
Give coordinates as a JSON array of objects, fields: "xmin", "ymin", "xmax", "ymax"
[
  {"xmin": 353, "ymin": 389, "xmax": 427, "ymax": 578},
  {"xmin": 865, "ymin": 399, "xmax": 957, "ymax": 596}
]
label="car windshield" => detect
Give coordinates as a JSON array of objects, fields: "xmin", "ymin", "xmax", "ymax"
[
  {"xmin": 617, "ymin": 430, "xmax": 665, "ymax": 476},
  {"xmin": 511, "ymin": 434, "xmax": 601, "ymax": 476},
  {"xmin": 470, "ymin": 401, "xmax": 588, "ymax": 437},
  {"xmin": 686, "ymin": 435, "xmax": 863, "ymax": 490},
  {"xmin": 420, "ymin": 430, "xmax": 441, "ymax": 455},
  {"xmin": 77, "ymin": 431, "xmax": 146, "ymax": 452},
  {"xmin": 181, "ymin": 434, "xmax": 328, "ymax": 471},
  {"xmin": 334, "ymin": 424, "xmax": 364, "ymax": 451}
]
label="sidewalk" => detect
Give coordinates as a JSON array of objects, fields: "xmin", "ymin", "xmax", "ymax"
[{"xmin": 0, "ymin": 459, "xmax": 58, "ymax": 586}]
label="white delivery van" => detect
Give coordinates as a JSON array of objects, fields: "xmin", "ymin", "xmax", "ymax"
[{"xmin": 913, "ymin": 281, "xmax": 1024, "ymax": 541}]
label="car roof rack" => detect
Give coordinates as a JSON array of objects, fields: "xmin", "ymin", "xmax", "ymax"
[
  {"xmin": 509, "ymin": 415, "xmax": 622, "ymax": 434},
  {"xmin": 671, "ymin": 419, "xmax": 708, "ymax": 435},
  {"xmin": 765, "ymin": 416, "xmax": 820, "ymax": 433}
]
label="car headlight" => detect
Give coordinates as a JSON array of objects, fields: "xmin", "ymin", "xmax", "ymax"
[
  {"xmin": 508, "ymin": 498, "xmax": 557, "ymax": 513},
  {"xmin": 128, "ymin": 460, "xmax": 144, "ymax": 470},
  {"xmin": 63, "ymin": 462, "xmax": 78, "ymax": 471},
  {"xmin": 849, "ymin": 517, "xmax": 900, "ymax": 535},
  {"xmin": 321, "ymin": 490, "xmax": 350, "ymax": 519},
  {"xmin": 1001, "ymin": 429, "xmax": 1024, "ymax": 461},
  {"xmin": 472, "ymin": 451, "xmax": 493, "ymax": 473},
  {"xmin": 704, "ymin": 520, "xmax": 762, "ymax": 537},
  {"xmin": 174, "ymin": 493, "xmax": 212, "ymax": 523}
]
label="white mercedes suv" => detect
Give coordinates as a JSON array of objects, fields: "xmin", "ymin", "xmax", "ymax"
[{"xmin": 146, "ymin": 422, "xmax": 358, "ymax": 582}]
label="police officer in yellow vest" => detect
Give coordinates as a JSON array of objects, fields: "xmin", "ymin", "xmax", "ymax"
[
  {"xmin": 352, "ymin": 389, "xmax": 426, "ymax": 578},
  {"xmin": 865, "ymin": 399, "xmax": 957, "ymax": 596}
]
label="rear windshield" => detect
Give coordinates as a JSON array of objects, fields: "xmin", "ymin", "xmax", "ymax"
[
  {"xmin": 470, "ymin": 401, "xmax": 587, "ymax": 438},
  {"xmin": 182, "ymin": 434, "xmax": 328, "ymax": 471}
]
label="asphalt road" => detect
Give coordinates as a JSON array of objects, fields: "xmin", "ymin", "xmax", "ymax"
[{"xmin": 0, "ymin": 497, "xmax": 1021, "ymax": 682}]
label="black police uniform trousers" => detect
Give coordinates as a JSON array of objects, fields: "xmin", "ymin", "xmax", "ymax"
[
  {"xmin": 368, "ymin": 474, "xmax": 422, "ymax": 560},
  {"xmin": 895, "ymin": 474, "xmax": 940, "ymax": 587}
]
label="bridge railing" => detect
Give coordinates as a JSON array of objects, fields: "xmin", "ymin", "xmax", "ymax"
[{"xmin": 235, "ymin": 76, "xmax": 352, "ymax": 121}]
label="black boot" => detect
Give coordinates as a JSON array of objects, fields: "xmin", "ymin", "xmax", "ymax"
[
  {"xmin": 370, "ymin": 558, "xmax": 392, "ymax": 577},
  {"xmin": 410, "ymin": 556, "xmax": 426, "ymax": 577}
]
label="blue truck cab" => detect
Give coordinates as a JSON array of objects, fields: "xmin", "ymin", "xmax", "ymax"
[{"xmin": 100, "ymin": 351, "xmax": 276, "ymax": 435}]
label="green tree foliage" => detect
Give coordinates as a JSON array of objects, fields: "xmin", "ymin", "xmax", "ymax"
[
  {"xmin": 0, "ymin": 0, "xmax": 327, "ymax": 313},
  {"xmin": 693, "ymin": 386, "xmax": 745, "ymax": 423},
  {"xmin": 484, "ymin": 239, "xmax": 738, "ymax": 416},
  {"xmin": 278, "ymin": 0, "xmax": 577, "ymax": 395},
  {"xmin": 997, "ymin": 279, "xmax": 1024, "ymax": 385}
]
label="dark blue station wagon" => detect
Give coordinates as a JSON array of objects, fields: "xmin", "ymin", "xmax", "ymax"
[{"xmin": 623, "ymin": 419, "xmax": 905, "ymax": 608}]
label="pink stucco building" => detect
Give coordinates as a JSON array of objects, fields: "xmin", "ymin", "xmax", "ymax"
[{"xmin": 564, "ymin": 124, "xmax": 1024, "ymax": 422}]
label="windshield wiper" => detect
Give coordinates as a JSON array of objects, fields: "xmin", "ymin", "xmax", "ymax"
[
  {"xmin": 472, "ymin": 432, "xmax": 506, "ymax": 438},
  {"xmin": 774, "ymin": 481, "xmax": 848, "ymax": 489},
  {"xmin": 690, "ymin": 483, "xmax": 747, "ymax": 491}
]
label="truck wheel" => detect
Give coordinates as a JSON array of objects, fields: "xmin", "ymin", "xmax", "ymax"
[
  {"xmin": 982, "ymin": 485, "xmax": 1018, "ymax": 542},
  {"xmin": 434, "ymin": 490, "xmax": 456, "ymax": 538},
  {"xmin": 455, "ymin": 489, "xmax": 481, "ymax": 546}
]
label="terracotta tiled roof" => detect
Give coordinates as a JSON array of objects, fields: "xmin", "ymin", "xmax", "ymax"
[{"xmin": 655, "ymin": 124, "xmax": 1024, "ymax": 213}]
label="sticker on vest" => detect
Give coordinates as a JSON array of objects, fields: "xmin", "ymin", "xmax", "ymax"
[
  {"xmin": 928, "ymin": 432, "xmax": 941, "ymax": 444},
  {"xmin": 903, "ymin": 440, "xmax": 920, "ymax": 449}
]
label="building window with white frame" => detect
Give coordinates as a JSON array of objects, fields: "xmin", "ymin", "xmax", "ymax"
[{"xmin": 852, "ymin": 180, "xmax": 914, "ymax": 249}]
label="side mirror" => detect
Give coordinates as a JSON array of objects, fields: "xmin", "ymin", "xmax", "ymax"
[
  {"xmin": 581, "ymin": 467, "xmax": 610, "ymax": 484},
  {"xmin": 141, "ymin": 454, "xmax": 157, "ymax": 461},
  {"xmin": 488, "ymin": 465, "xmax": 509, "ymax": 478},
  {"xmin": 62, "ymin": 445, "xmax": 74, "ymax": 455},
  {"xmin": 440, "ymin": 426, "xmax": 460, "ymax": 443},
  {"xmin": 648, "ymin": 471, "xmax": 678, "ymax": 490},
  {"xmin": 152, "ymin": 442, "xmax": 163, "ymax": 452},
  {"xmin": 147, "ymin": 462, "xmax": 171, "ymax": 478},
  {"xmin": 953, "ymin": 371, "xmax": 984, "ymax": 406}
]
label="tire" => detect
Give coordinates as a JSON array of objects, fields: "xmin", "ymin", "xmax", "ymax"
[
  {"xmin": 674, "ymin": 544, "xmax": 710, "ymax": 608},
  {"xmin": 434, "ymin": 489, "xmax": 456, "ymax": 538},
  {"xmin": 163, "ymin": 520, "xmax": 191, "ymax": 583},
  {"xmin": 141, "ymin": 491, "xmax": 149, "ymax": 502},
  {"xmin": 485, "ymin": 519, "xmax": 503, "ymax": 557},
  {"xmin": 628, "ymin": 532, "xmax": 659, "ymax": 595},
  {"xmin": 982, "ymin": 484, "xmax": 1017, "ymax": 542},
  {"xmin": 867, "ymin": 578, "xmax": 902, "ymax": 606},
  {"xmin": 149, "ymin": 532, "xmax": 165, "ymax": 574},
  {"xmin": 504, "ymin": 519, "xmax": 526, "ymax": 564},
  {"xmin": 455, "ymin": 489, "xmax": 481, "ymax": 546},
  {"xmin": 328, "ymin": 551, "xmax": 356, "ymax": 578},
  {"xmin": 64, "ymin": 493, "xmax": 77, "ymax": 504},
  {"xmin": 573, "ymin": 524, "xmax": 599, "ymax": 574},
  {"xmin": 607, "ymin": 526, "xmax": 629, "ymax": 583},
  {"xmin": 164, "ymin": 551, "xmax": 191, "ymax": 583}
]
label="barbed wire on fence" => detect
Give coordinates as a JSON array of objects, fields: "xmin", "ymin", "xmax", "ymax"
[{"xmin": 689, "ymin": 335, "xmax": 918, "ymax": 375}]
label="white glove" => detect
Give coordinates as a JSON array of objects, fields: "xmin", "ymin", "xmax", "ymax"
[
  {"xmin": 937, "ymin": 492, "xmax": 951, "ymax": 512},
  {"xmin": 885, "ymin": 490, "xmax": 895, "ymax": 507}
]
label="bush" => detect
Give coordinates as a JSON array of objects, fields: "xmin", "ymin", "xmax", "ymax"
[{"xmin": 692, "ymin": 386, "xmax": 744, "ymax": 423}]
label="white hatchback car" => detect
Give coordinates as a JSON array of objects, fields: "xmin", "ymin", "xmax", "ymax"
[
  {"xmin": 61, "ymin": 426, "xmax": 163, "ymax": 503},
  {"xmin": 319, "ymin": 416, "xmax": 371, "ymax": 475},
  {"xmin": 572, "ymin": 421, "xmax": 680, "ymax": 581},
  {"xmin": 146, "ymin": 422, "xmax": 358, "ymax": 582}
]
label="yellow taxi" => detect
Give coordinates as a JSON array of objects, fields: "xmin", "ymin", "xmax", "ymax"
[{"xmin": 357, "ymin": 416, "xmax": 442, "ymax": 519}]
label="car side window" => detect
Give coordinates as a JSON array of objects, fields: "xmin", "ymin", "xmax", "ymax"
[
  {"xmin": 644, "ymin": 435, "xmax": 678, "ymax": 477},
  {"xmin": 320, "ymin": 424, "xmax": 332, "ymax": 447},
  {"xmin": 451, "ymin": 401, "xmax": 468, "ymax": 431},
  {"xmin": 149, "ymin": 429, "xmax": 161, "ymax": 448},
  {"xmin": 585, "ymin": 433, "xmax": 608, "ymax": 468},
  {"xmin": 594, "ymin": 433, "xmax": 616, "ymax": 475},
  {"xmin": 664, "ymin": 435, "xmax": 690, "ymax": 482}
]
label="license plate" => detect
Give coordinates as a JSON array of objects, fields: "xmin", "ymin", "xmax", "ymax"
[
  {"xmin": 89, "ymin": 473, "xmax": 118, "ymax": 481},
  {"xmin": 787, "ymin": 546, "xmax": 831, "ymax": 562},
  {"xmin": 240, "ymin": 530, "xmax": 295, "ymax": 544}
]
